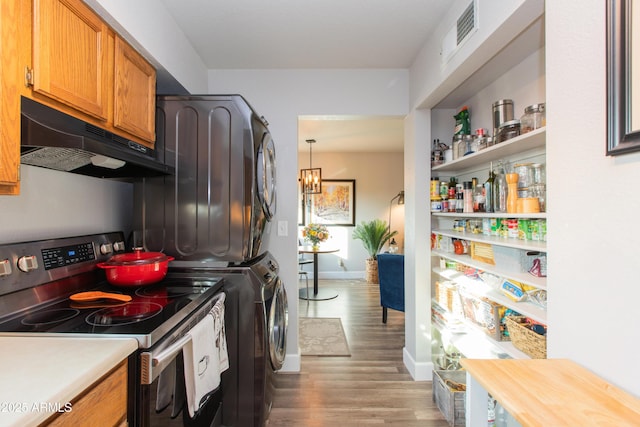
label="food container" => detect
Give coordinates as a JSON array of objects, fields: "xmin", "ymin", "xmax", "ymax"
[
  {"xmin": 520, "ymin": 103, "xmax": 546, "ymax": 133},
  {"xmin": 492, "ymin": 99, "xmax": 514, "ymax": 138},
  {"xmin": 97, "ymin": 248, "xmax": 174, "ymax": 287},
  {"xmin": 496, "ymin": 120, "xmax": 521, "ymax": 143}
]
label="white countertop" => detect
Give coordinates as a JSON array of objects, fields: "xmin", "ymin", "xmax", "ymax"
[{"xmin": 0, "ymin": 337, "xmax": 137, "ymax": 427}]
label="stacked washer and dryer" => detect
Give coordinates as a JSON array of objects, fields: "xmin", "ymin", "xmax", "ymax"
[{"xmin": 134, "ymin": 95, "xmax": 287, "ymax": 427}]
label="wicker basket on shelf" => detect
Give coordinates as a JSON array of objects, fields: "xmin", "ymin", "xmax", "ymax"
[{"xmin": 505, "ymin": 316, "xmax": 547, "ymax": 359}]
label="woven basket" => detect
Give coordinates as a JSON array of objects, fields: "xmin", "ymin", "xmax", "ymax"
[
  {"xmin": 365, "ymin": 259, "xmax": 379, "ymax": 283},
  {"xmin": 505, "ymin": 316, "xmax": 547, "ymax": 359}
]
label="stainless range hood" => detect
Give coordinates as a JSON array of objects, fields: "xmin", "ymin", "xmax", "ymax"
[{"xmin": 20, "ymin": 97, "xmax": 173, "ymax": 179}]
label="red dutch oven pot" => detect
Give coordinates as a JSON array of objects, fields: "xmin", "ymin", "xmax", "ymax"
[{"xmin": 97, "ymin": 248, "xmax": 174, "ymax": 287}]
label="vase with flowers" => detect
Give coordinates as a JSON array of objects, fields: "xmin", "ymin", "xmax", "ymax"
[{"xmin": 302, "ymin": 223, "xmax": 329, "ymax": 250}]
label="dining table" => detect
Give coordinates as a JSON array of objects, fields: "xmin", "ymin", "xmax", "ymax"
[{"xmin": 298, "ymin": 246, "xmax": 339, "ymax": 300}]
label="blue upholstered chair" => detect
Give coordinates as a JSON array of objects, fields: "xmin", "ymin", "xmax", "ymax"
[{"xmin": 376, "ymin": 253, "xmax": 405, "ymax": 323}]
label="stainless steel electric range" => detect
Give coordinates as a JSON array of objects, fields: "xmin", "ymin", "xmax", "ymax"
[{"xmin": 0, "ymin": 232, "xmax": 244, "ymax": 427}]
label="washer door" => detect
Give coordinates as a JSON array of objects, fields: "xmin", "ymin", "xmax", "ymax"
[
  {"xmin": 268, "ymin": 277, "xmax": 288, "ymax": 370},
  {"xmin": 257, "ymin": 132, "xmax": 277, "ymax": 220}
]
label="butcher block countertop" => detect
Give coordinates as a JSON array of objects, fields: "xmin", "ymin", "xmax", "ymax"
[
  {"xmin": 460, "ymin": 358, "xmax": 640, "ymax": 426},
  {"xmin": 0, "ymin": 337, "xmax": 137, "ymax": 427}
]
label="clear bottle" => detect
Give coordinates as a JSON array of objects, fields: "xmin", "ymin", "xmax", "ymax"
[
  {"xmin": 493, "ymin": 162, "xmax": 508, "ymax": 213},
  {"xmin": 484, "ymin": 166, "xmax": 495, "ymax": 213}
]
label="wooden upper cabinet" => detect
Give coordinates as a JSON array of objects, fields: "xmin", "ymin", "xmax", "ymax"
[
  {"xmin": 114, "ymin": 37, "xmax": 155, "ymax": 143},
  {"xmin": 32, "ymin": 0, "xmax": 109, "ymax": 121},
  {"xmin": 0, "ymin": 0, "xmax": 20, "ymax": 194}
]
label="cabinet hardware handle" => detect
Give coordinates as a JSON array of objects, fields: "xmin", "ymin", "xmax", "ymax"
[{"xmin": 25, "ymin": 67, "xmax": 34, "ymax": 87}]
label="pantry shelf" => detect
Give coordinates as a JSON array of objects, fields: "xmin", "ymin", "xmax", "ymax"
[
  {"xmin": 433, "ymin": 229, "xmax": 547, "ymax": 252},
  {"xmin": 432, "ymin": 315, "xmax": 531, "ymax": 360},
  {"xmin": 432, "ymin": 249, "xmax": 547, "ymax": 290},
  {"xmin": 433, "ymin": 266, "xmax": 547, "ymax": 323},
  {"xmin": 432, "ymin": 127, "xmax": 545, "ymax": 173}
]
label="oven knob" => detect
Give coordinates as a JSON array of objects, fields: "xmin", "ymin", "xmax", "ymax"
[
  {"xmin": 100, "ymin": 243, "xmax": 113, "ymax": 255},
  {"xmin": 0, "ymin": 259, "xmax": 12, "ymax": 277},
  {"xmin": 17, "ymin": 255, "xmax": 38, "ymax": 273},
  {"xmin": 113, "ymin": 241, "xmax": 126, "ymax": 252}
]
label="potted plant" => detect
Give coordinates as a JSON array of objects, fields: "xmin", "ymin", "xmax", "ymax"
[{"xmin": 352, "ymin": 219, "xmax": 397, "ymax": 283}]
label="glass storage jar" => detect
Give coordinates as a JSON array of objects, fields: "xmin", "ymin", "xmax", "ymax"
[
  {"xmin": 520, "ymin": 103, "xmax": 546, "ymax": 134},
  {"xmin": 496, "ymin": 119, "xmax": 521, "ymax": 143}
]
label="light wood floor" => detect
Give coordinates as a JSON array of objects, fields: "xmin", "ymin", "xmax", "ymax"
[{"xmin": 267, "ymin": 279, "xmax": 449, "ymax": 427}]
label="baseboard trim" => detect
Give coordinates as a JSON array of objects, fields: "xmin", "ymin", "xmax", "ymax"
[
  {"xmin": 279, "ymin": 349, "xmax": 301, "ymax": 372},
  {"xmin": 403, "ymin": 347, "xmax": 434, "ymax": 381}
]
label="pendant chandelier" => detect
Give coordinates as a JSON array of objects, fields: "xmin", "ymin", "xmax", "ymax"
[{"xmin": 300, "ymin": 139, "xmax": 322, "ymax": 194}]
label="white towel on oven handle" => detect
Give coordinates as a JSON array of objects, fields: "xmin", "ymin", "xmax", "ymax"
[
  {"xmin": 210, "ymin": 293, "xmax": 229, "ymax": 373},
  {"xmin": 183, "ymin": 313, "xmax": 220, "ymax": 418}
]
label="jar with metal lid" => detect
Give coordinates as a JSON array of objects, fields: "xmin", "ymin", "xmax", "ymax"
[
  {"xmin": 452, "ymin": 134, "xmax": 463, "ymax": 160},
  {"xmin": 513, "ymin": 163, "xmax": 534, "ymax": 189},
  {"xmin": 520, "ymin": 103, "xmax": 546, "ymax": 134},
  {"xmin": 496, "ymin": 119, "xmax": 521, "ymax": 143}
]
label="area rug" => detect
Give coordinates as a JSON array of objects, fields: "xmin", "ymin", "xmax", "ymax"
[{"xmin": 299, "ymin": 317, "xmax": 351, "ymax": 356}]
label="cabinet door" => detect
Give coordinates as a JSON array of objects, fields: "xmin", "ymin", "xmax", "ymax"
[
  {"xmin": 113, "ymin": 36, "xmax": 156, "ymax": 144},
  {"xmin": 32, "ymin": 0, "xmax": 108, "ymax": 120},
  {"xmin": 0, "ymin": 0, "xmax": 20, "ymax": 194}
]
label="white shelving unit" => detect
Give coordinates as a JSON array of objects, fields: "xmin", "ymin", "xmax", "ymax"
[{"xmin": 430, "ymin": 118, "xmax": 547, "ymax": 365}]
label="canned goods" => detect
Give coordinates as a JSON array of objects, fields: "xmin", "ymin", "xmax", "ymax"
[
  {"xmin": 518, "ymin": 219, "xmax": 532, "ymax": 240},
  {"xmin": 431, "ymin": 200, "xmax": 443, "ymax": 212},
  {"xmin": 490, "ymin": 218, "xmax": 500, "ymax": 236},
  {"xmin": 482, "ymin": 218, "xmax": 491, "ymax": 236},
  {"xmin": 507, "ymin": 218, "xmax": 519, "ymax": 239}
]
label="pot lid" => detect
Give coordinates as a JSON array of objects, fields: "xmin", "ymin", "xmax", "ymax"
[{"xmin": 103, "ymin": 248, "xmax": 171, "ymax": 266}]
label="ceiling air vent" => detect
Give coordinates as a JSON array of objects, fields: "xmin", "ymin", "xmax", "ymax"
[
  {"xmin": 441, "ymin": 0, "xmax": 478, "ymax": 64},
  {"xmin": 457, "ymin": 2, "xmax": 475, "ymax": 45}
]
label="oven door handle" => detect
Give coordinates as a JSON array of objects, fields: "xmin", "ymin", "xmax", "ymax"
[{"xmin": 140, "ymin": 334, "xmax": 192, "ymax": 385}]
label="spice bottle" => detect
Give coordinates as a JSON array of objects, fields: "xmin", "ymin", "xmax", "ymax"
[{"xmin": 463, "ymin": 182, "xmax": 473, "ymax": 213}]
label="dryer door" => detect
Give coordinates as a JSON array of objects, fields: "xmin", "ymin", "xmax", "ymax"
[
  {"xmin": 257, "ymin": 132, "xmax": 277, "ymax": 220},
  {"xmin": 267, "ymin": 277, "xmax": 288, "ymax": 370}
]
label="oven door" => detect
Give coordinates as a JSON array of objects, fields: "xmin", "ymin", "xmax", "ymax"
[
  {"xmin": 140, "ymin": 351, "xmax": 223, "ymax": 427},
  {"xmin": 136, "ymin": 295, "xmax": 227, "ymax": 427}
]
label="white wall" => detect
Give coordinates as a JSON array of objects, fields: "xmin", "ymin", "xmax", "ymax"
[
  {"xmin": 297, "ymin": 151, "xmax": 404, "ymax": 278},
  {"xmin": 87, "ymin": 0, "xmax": 209, "ymax": 93},
  {"xmin": 208, "ymin": 69, "xmax": 409, "ymax": 371},
  {"xmin": 0, "ymin": 166, "xmax": 133, "ymax": 243},
  {"xmin": 547, "ymin": 1, "xmax": 640, "ymax": 396}
]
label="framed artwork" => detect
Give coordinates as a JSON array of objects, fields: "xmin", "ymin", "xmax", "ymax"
[
  {"xmin": 304, "ymin": 179, "xmax": 356, "ymax": 226},
  {"xmin": 607, "ymin": 0, "xmax": 640, "ymax": 155}
]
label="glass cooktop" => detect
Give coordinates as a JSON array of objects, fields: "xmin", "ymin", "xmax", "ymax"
[{"xmin": 0, "ymin": 276, "xmax": 223, "ymax": 347}]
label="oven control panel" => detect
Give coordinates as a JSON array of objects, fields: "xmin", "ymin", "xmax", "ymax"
[
  {"xmin": 41, "ymin": 242, "xmax": 95, "ymax": 270},
  {"xmin": 0, "ymin": 232, "xmax": 126, "ymax": 298}
]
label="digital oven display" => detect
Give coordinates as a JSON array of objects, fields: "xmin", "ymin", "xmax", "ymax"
[{"xmin": 41, "ymin": 242, "xmax": 95, "ymax": 270}]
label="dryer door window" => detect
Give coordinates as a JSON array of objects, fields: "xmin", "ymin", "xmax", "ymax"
[
  {"xmin": 257, "ymin": 133, "xmax": 277, "ymax": 220},
  {"xmin": 267, "ymin": 277, "xmax": 288, "ymax": 370}
]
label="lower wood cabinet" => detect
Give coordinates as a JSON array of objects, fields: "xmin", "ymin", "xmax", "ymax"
[{"xmin": 43, "ymin": 359, "xmax": 128, "ymax": 427}]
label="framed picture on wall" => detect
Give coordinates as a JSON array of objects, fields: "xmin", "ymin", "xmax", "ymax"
[
  {"xmin": 607, "ymin": 0, "xmax": 640, "ymax": 155},
  {"xmin": 305, "ymin": 179, "xmax": 356, "ymax": 226}
]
